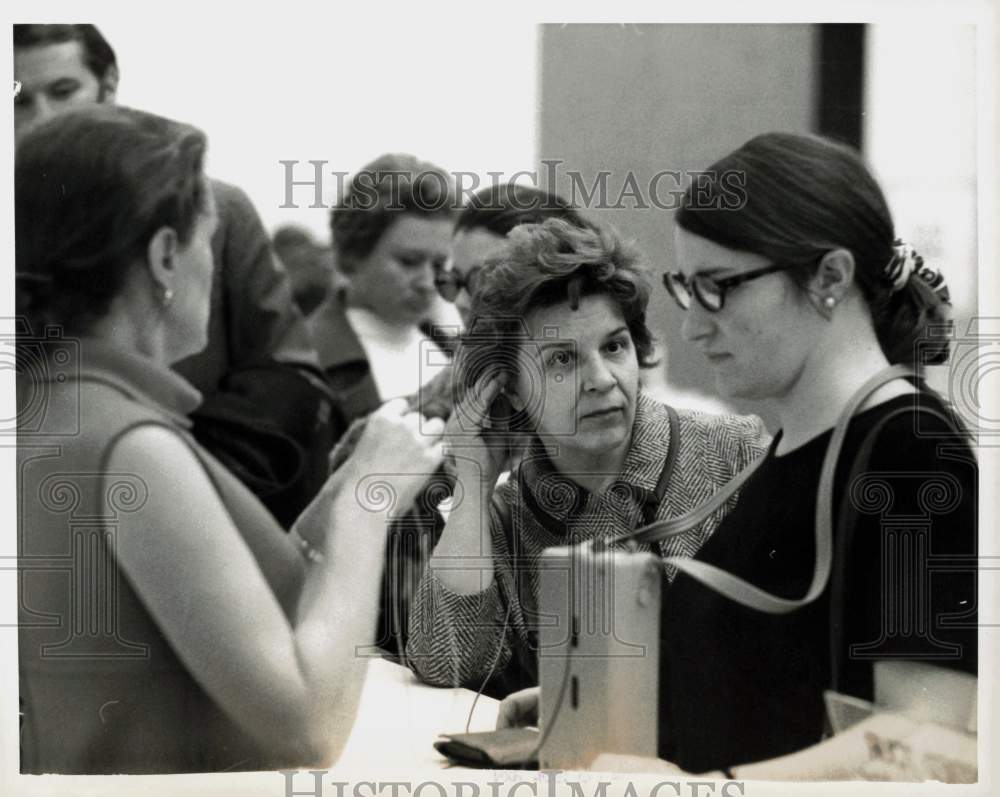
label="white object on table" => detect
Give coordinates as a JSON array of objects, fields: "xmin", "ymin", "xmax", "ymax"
[{"xmin": 332, "ymin": 657, "xmax": 500, "ymax": 772}]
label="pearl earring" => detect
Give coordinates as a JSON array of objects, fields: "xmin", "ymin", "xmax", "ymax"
[
  {"xmin": 823, "ymin": 296, "xmax": 836, "ymax": 309},
  {"xmin": 160, "ymin": 286, "xmax": 174, "ymax": 306}
]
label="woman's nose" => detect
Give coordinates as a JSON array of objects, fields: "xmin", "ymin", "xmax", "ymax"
[
  {"xmin": 681, "ymin": 303, "xmax": 715, "ymax": 342},
  {"xmin": 581, "ymin": 355, "xmax": 616, "ymax": 392},
  {"xmin": 413, "ymin": 261, "xmax": 436, "ymax": 292}
]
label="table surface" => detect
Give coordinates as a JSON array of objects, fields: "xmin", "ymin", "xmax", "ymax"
[{"xmin": 332, "ymin": 657, "xmax": 501, "ymax": 772}]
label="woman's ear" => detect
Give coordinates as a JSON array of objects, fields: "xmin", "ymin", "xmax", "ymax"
[
  {"xmin": 98, "ymin": 64, "xmax": 120, "ymax": 103},
  {"xmin": 146, "ymin": 226, "xmax": 178, "ymax": 294},
  {"xmin": 810, "ymin": 248, "xmax": 855, "ymax": 302}
]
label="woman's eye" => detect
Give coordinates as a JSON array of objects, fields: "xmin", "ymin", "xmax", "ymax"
[{"xmin": 605, "ymin": 336, "xmax": 634, "ymax": 357}]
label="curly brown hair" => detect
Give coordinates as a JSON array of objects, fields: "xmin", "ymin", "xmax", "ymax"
[{"xmin": 455, "ymin": 217, "xmax": 656, "ymax": 431}]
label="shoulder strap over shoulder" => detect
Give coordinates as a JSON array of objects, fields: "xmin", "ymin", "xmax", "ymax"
[
  {"xmin": 605, "ymin": 364, "xmax": 916, "ymax": 616},
  {"xmin": 827, "ymin": 402, "xmax": 958, "ymax": 691},
  {"xmin": 641, "ymin": 404, "xmax": 681, "ymax": 525},
  {"xmin": 655, "ymin": 404, "xmax": 682, "ymax": 504}
]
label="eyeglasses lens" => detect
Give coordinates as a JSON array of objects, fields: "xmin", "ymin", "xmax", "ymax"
[
  {"xmin": 691, "ymin": 277, "xmax": 723, "ymax": 311},
  {"xmin": 664, "ymin": 273, "xmax": 692, "ymax": 310}
]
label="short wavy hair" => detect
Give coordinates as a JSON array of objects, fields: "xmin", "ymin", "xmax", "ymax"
[
  {"xmin": 329, "ymin": 153, "xmax": 456, "ymax": 268},
  {"xmin": 457, "ymin": 218, "xmax": 656, "ymax": 420}
]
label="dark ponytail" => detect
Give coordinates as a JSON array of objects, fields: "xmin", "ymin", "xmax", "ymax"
[{"xmin": 676, "ymin": 132, "xmax": 952, "ymax": 366}]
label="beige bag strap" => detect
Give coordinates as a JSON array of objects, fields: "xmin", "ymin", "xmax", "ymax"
[{"xmin": 606, "ymin": 364, "xmax": 915, "ymax": 614}]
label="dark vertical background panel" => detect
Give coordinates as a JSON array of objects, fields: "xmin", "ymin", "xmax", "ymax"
[{"xmin": 817, "ymin": 23, "xmax": 867, "ymax": 149}]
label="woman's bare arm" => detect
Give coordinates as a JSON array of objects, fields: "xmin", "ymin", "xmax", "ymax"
[{"xmin": 109, "ymin": 400, "xmax": 443, "ymax": 766}]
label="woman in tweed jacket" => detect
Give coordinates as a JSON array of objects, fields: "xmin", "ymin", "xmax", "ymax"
[{"xmin": 406, "ymin": 217, "xmax": 769, "ymax": 693}]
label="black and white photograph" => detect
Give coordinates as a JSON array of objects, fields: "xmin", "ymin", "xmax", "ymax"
[{"xmin": 3, "ymin": 2, "xmax": 997, "ymax": 795}]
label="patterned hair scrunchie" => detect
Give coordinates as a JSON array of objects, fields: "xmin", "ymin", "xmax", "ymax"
[
  {"xmin": 884, "ymin": 239, "xmax": 951, "ymax": 304},
  {"xmin": 884, "ymin": 240, "xmax": 920, "ymax": 292}
]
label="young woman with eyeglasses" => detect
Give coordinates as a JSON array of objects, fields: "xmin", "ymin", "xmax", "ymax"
[{"xmin": 498, "ymin": 132, "xmax": 977, "ymax": 779}]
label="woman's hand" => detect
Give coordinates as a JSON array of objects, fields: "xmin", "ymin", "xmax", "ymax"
[
  {"xmin": 443, "ymin": 372, "xmax": 509, "ymax": 488},
  {"xmin": 425, "ymin": 373, "xmax": 508, "ymax": 595},
  {"xmin": 343, "ymin": 398, "xmax": 446, "ymax": 512},
  {"xmin": 496, "ymin": 686, "xmax": 540, "ymax": 729}
]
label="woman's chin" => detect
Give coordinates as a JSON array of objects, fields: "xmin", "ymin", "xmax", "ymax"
[{"xmin": 568, "ymin": 426, "xmax": 630, "ymax": 458}]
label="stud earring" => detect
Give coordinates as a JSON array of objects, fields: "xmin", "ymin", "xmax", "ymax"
[
  {"xmin": 823, "ymin": 296, "xmax": 836, "ymax": 309},
  {"xmin": 159, "ymin": 286, "xmax": 174, "ymax": 306}
]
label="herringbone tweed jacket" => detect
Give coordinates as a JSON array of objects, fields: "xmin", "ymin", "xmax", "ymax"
[{"xmin": 406, "ymin": 392, "xmax": 770, "ymax": 691}]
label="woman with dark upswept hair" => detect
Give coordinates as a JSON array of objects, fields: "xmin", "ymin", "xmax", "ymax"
[
  {"xmin": 16, "ymin": 106, "xmax": 444, "ymax": 774},
  {"xmin": 497, "ymin": 133, "xmax": 977, "ymax": 779}
]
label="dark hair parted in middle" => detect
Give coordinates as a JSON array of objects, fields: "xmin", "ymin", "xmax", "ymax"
[
  {"xmin": 675, "ymin": 131, "xmax": 952, "ymax": 366},
  {"xmin": 458, "ymin": 217, "xmax": 656, "ymax": 402},
  {"xmin": 455, "ymin": 183, "xmax": 592, "ymax": 238},
  {"xmin": 329, "ymin": 153, "xmax": 456, "ymax": 266}
]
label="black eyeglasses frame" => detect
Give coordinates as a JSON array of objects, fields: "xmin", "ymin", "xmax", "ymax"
[{"xmin": 662, "ymin": 261, "xmax": 800, "ymax": 312}]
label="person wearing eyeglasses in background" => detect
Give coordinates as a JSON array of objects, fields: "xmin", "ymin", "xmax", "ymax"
[
  {"xmin": 435, "ymin": 183, "xmax": 593, "ymax": 325},
  {"xmin": 497, "ymin": 132, "xmax": 977, "ymax": 780},
  {"xmin": 421, "ymin": 182, "xmax": 595, "ymax": 424}
]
